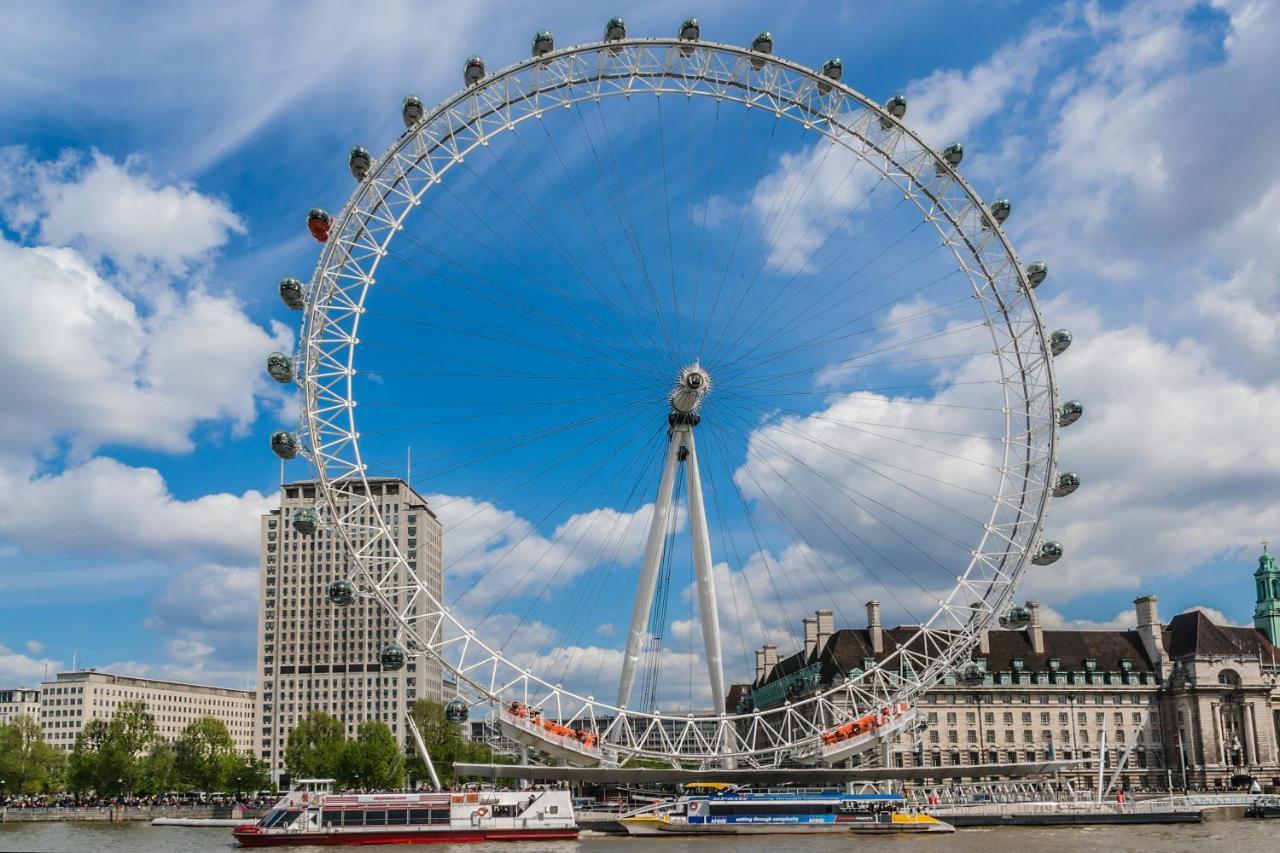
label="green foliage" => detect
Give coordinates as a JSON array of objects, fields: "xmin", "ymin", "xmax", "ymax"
[
  {"xmin": 224, "ymin": 751, "xmax": 272, "ymax": 795},
  {"xmin": 137, "ymin": 743, "xmax": 177, "ymax": 795},
  {"xmin": 67, "ymin": 700, "xmax": 160, "ymax": 795},
  {"xmin": 174, "ymin": 717, "xmax": 237, "ymax": 792},
  {"xmin": 405, "ymin": 699, "xmax": 501, "ymax": 786},
  {"xmin": 336, "ymin": 720, "xmax": 403, "ymax": 790},
  {"xmin": 284, "ymin": 710, "xmax": 345, "ymax": 780},
  {"xmin": 0, "ymin": 715, "xmax": 65, "ymax": 794}
]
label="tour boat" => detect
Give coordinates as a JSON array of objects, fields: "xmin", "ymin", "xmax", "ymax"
[
  {"xmin": 619, "ymin": 784, "xmax": 953, "ymax": 835},
  {"xmin": 232, "ymin": 779, "xmax": 578, "ymax": 847}
]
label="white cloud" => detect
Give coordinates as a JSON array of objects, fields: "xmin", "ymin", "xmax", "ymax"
[
  {"xmin": 24, "ymin": 640, "xmax": 44, "ymax": 655},
  {"xmin": 0, "ymin": 457, "xmax": 275, "ymax": 563},
  {"xmin": 0, "ymin": 643, "xmax": 62, "ymax": 686},
  {"xmin": 0, "ymin": 149, "xmax": 245, "ymax": 271}
]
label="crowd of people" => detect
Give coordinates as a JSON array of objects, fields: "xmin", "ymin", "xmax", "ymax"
[{"xmin": 0, "ymin": 792, "xmax": 278, "ymax": 810}]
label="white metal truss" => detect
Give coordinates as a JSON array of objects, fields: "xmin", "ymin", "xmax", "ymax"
[{"xmin": 296, "ymin": 37, "xmax": 1061, "ymax": 766}]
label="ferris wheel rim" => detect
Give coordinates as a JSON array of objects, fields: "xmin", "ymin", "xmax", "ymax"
[{"xmin": 296, "ymin": 36, "xmax": 1060, "ymax": 762}]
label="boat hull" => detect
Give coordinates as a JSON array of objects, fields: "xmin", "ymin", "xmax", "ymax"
[{"xmin": 233, "ymin": 825, "xmax": 580, "ymax": 846}]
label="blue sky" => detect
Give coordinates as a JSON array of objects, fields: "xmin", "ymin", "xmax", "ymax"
[{"xmin": 1, "ymin": 0, "xmax": 1277, "ymax": 703}]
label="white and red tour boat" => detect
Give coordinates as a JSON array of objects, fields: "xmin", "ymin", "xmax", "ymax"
[{"xmin": 232, "ymin": 779, "xmax": 578, "ymax": 847}]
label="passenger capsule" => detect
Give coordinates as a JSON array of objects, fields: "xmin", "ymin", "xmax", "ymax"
[
  {"xmin": 1052, "ymin": 472, "xmax": 1081, "ymax": 498},
  {"xmin": 1058, "ymin": 400, "xmax": 1084, "ymax": 428},
  {"xmin": 936, "ymin": 142, "xmax": 964, "ymax": 176},
  {"xmin": 1026, "ymin": 260, "xmax": 1048, "ymax": 288},
  {"xmin": 348, "ymin": 146, "xmax": 372, "ymax": 181},
  {"xmin": 1032, "ymin": 541, "xmax": 1064, "ymax": 566},
  {"xmin": 532, "ymin": 29, "xmax": 554, "ymax": 57},
  {"xmin": 1049, "ymin": 329, "xmax": 1072, "ymax": 356},
  {"xmin": 1000, "ymin": 605, "xmax": 1032, "ymax": 629},
  {"xmin": 291, "ymin": 507, "xmax": 319, "ymax": 536},
  {"xmin": 379, "ymin": 642, "xmax": 407, "ymax": 671},
  {"xmin": 269, "ymin": 430, "xmax": 299, "ymax": 460},
  {"xmin": 402, "ymin": 95, "xmax": 425, "ymax": 128},
  {"xmin": 445, "ymin": 698, "xmax": 470, "ymax": 724},
  {"xmin": 879, "ymin": 94, "xmax": 906, "ymax": 130},
  {"xmin": 266, "ymin": 352, "xmax": 294, "ymax": 384},
  {"xmin": 464, "ymin": 55, "xmax": 486, "ymax": 86},
  {"xmin": 326, "ymin": 578, "xmax": 356, "ymax": 607},
  {"xmin": 604, "ymin": 17, "xmax": 627, "ymax": 42},
  {"xmin": 988, "ymin": 198, "xmax": 1011, "ymax": 226},
  {"xmin": 307, "ymin": 208, "xmax": 331, "ymax": 242},
  {"xmin": 818, "ymin": 57, "xmax": 842, "ymax": 94},
  {"xmin": 678, "ymin": 17, "xmax": 700, "ymax": 51},
  {"xmin": 750, "ymin": 32, "xmax": 773, "ymax": 69},
  {"xmin": 959, "ymin": 663, "xmax": 985, "ymax": 686},
  {"xmin": 278, "ymin": 277, "xmax": 305, "ymax": 310}
]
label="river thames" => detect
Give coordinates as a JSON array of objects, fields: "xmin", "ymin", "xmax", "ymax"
[{"xmin": 1, "ymin": 821, "xmax": 1277, "ymax": 853}]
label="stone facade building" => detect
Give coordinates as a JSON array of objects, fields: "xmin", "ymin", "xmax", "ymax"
[
  {"xmin": 257, "ymin": 478, "xmax": 445, "ymax": 781},
  {"xmin": 33, "ymin": 671, "xmax": 255, "ymax": 752},
  {"xmin": 735, "ymin": 550, "xmax": 1280, "ymax": 790},
  {"xmin": 0, "ymin": 688, "xmax": 41, "ymax": 726}
]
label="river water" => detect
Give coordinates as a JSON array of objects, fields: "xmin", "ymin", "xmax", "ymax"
[{"xmin": 1, "ymin": 820, "xmax": 1276, "ymax": 853}]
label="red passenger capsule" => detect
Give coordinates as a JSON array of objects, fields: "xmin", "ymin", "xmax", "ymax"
[{"xmin": 307, "ymin": 208, "xmax": 331, "ymax": 242}]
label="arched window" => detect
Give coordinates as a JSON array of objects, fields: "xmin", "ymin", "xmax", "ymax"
[{"xmin": 1218, "ymin": 669, "xmax": 1240, "ymax": 687}]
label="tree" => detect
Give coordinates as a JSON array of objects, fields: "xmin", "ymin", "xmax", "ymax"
[
  {"xmin": 174, "ymin": 717, "xmax": 236, "ymax": 792},
  {"xmin": 0, "ymin": 715, "xmax": 64, "ymax": 794},
  {"xmin": 284, "ymin": 710, "xmax": 345, "ymax": 780},
  {"xmin": 67, "ymin": 700, "xmax": 159, "ymax": 795},
  {"xmin": 337, "ymin": 720, "xmax": 403, "ymax": 790},
  {"xmin": 137, "ymin": 743, "xmax": 177, "ymax": 795},
  {"xmin": 224, "ymin": 751, "xmax": 272, "ymax": 796},
  {"xmin": 405, "ymin": 699, "xmax": 501, "ymax": 786}
]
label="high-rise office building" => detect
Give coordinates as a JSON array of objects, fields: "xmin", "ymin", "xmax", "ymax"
[{"xmin": 257, "ymin": 478, "xmax": 444, "ymax": 781}]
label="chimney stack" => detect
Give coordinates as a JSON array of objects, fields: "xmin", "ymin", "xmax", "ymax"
[
  {"xmin": 803, "ymin": 617, "xmax": 818, "ymax": 659},
  {"xmin": 1027, "ymin": 600, "xmax": 1044, "ymax": 654},
  {"xmin": 1134, "ymin": 594, "xmax": 1166, "ymax": 673},
  {"xmin": 754, "ymin": 649, "xmax": 765, "ymax": 682},
  {"xmin": 762, "ymin": 644, "xmax": 779, "ymax": 681},
  {"xmin": 866, "ymin": 600, "xmax": 883, "ymax": 655},
  {"xmin": 970, "ymin": 602, "xmax": 991, "ymax": 655},
  {"xmin": 815, "ymin": 609, "xmax": 834, "ymax": 655}
]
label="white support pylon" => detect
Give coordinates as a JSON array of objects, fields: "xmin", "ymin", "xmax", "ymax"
[
  {"xmin": 616, "ymin": 429, "xmax": 683, "ymax": 709},
  {"xmin": 683, "ymin": 427, "xmax": 727, "ymax": 717}
]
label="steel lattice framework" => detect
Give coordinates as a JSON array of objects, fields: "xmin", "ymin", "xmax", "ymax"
[{"xmin": 294, "ymin": 37, "xmax": 1061, "ymax": 766}]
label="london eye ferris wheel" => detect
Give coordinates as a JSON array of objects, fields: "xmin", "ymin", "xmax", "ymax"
[{"xmin": 264, "ymin": 17, "xmax": 1081, "ymax": 768}]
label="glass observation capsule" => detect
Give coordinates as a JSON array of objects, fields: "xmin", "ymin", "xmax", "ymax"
[
  {"xmin": 750, "ymin": 31, "xmax": 773, "ymax": 68},
  {"xmin": 445, "ymin": 698, "xmax": 470, "ymax": 724},
  {"xmin": 937, "ymin": 142, "xmax": 964, "ymax": 175},
  {"xmin": 266, "ymin": 352, "xmax": 294, "ymax": 384},
  {"xmin": 269, "ymin": 430, "xmax": 299, "ymax": 460},
  {"xmin": 1058, "ymin": 400, "xmax": 1084, "ymax": 427},
  {"xmin": 291, "ymin": 507, "xmax": 318, "ymax": 536},
  {"xmin": 678, "ymin": 17, "xmax": 700, "ymax": 43},
  {"xmin": 879, "ymin": 94, "xmax": 906, "ymax": 130},
  {"xmin": 464, "ymin": 55, "xmax": 486, "ymax": 86},
  {"xmin": 1053, "ymin": 471, "xmax": 1081, "ymax": 497},
  {"xmin": 307, "ymin": 208, "xmax": 331, "ymax": 242},
  {"xmin": 1026, "ymin": 260, "xmax": 1048, "ymax": 288},
  {"xmin": 532, "ymin": 29, "xmax": 554, "ymax": 57},
  {"xmin": 402, "ymin": 95, "xmax": 424, "ymax": 129},
  {"xmin": 379, "ymin": 642, "xmax": 407, "ymax": 671},
  {"xmin": 818, "ymin": 57, "xmax": 842, "ymax": 93},
  {"xmin": 1049, "ymin": 329, "xmax": 1072, "ymax": 356},
  {"xmin": 278, "ymin": 277, "xmax": 304, "ymax": 310},
  {"xmin": 326, "ymin": 578, "xmax": 356, "ymax": 607},
  {"xmin": 1000, "ymin": 605, "xmax": 1033, "ymax": 629},
  {"xmin": 604, "ymin": 17, "xmax": 626, "ymax": 42},
  {"xmin": 960, "ymin": 663, "xmax": 985, "ymax": 685},
  {"xmin": 348, "ymin": 146, "xmax": 372, "ymax": 181},
  {"xmin": 988, "ymin": 198, "xmax": 1011, "ymax": 226},
  {"xmin": 1032, "ymin": 541, "xmax": 1064, "ymax": 566}
]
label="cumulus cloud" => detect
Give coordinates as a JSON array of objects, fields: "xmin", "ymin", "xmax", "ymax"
[
  {"xmin": 0, "ymin": 457, "xmax": 275, "ymax": 564},
  {"xmin": 0, "ymin": 149, "xmax": 244, "ymax": 272},
  {"xmin": 0, "ymin": 643, "xmax": 62, "ymax": 686}
]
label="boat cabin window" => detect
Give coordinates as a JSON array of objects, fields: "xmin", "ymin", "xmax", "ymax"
[
  {"xmin": 386, "ymin": 809, "xmax": 410, "ymax": 825},
  {"xmin": 492, "ymin": 804, "xmax": 520, "ymax": 818},
  {"xmin": 364, "ymin": 809, "xmax": 388, "ymax": 825},
  {"xmin": 708, "ymin": 802, "xmax": 837, "ymax": 816},
  {"xmin": 261, "ymin": 809, "xmax": 302, "ymax": 828}
]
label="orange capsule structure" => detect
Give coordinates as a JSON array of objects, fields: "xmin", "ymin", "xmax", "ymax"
[{"xmin": 307, "ymin": 208, "xmax": 331, "ymax": 242}]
